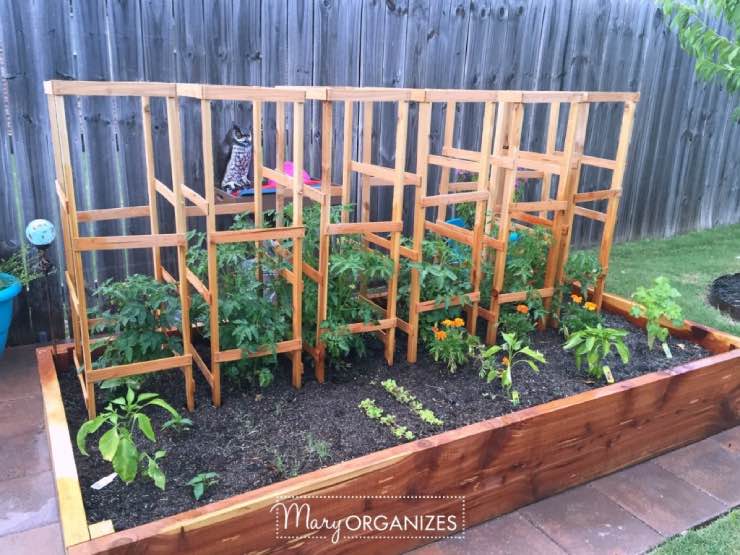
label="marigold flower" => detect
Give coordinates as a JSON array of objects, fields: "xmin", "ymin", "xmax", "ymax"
[
  {"xmin": 441, "ymin": 319, "xmax": 454, "ymax": 327},
  {"xmin": 435, "ymin": 330, "xmax": 448, "ymax": 341},
  {"xmin": 571, "ymin": 294, "xmax": 583, "ymax": 304},
  {"xmin": 516, "ymin": 304, "xmax": 529, "ymax": 314},
  {"xmin": 453, "ymin": 317, "xmax": 465, "ymax": 327},
  {"xmin": 584, "ymin": 301, "xmax": 597, "ymax": 312},
  {"xmin": 502, "ymin": 356, "xmax": 510, "ymax": 366}
]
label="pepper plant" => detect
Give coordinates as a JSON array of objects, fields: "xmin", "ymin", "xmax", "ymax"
[
  {"xmin": 479, "ymin": 332, "xmax": 546, "ymax": 405},
  {"xmin": 630, "ymin": 276, "xmax": 684, "ymax": 358},
  {"xmin": 563, "ymin": 324, "xmax": 630, "ymax": 383},
  {"xmin": 76, "ymin": 388, "xmax": 181, "ymax": 489}
]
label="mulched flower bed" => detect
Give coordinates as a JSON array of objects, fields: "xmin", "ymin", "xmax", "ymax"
[
  {"xmin": 709, "ymin": 273, "xmax": 740, "ymax": 320},
  {"xmin": 58, "ymin": 313, "xmax": 710, "ymax": 531}
]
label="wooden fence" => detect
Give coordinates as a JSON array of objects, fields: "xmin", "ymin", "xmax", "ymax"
[{"xmin": 1, "ymin": 0, "xmax": 738, "ymax": 346}]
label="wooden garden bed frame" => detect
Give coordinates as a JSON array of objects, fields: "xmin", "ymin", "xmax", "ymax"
[{"xmin": 38, "ymin": 291, "xmax": 740, "ymax": 554}]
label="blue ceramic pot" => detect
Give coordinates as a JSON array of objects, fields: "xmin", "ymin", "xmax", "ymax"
[{"xmin": 0, "ymin": 273, "xmax": 22, "ymax": 356}]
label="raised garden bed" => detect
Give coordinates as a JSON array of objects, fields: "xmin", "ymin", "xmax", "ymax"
[{"xmin": 38, "ymin": 292, "xmax": 740, "ymax": 554}]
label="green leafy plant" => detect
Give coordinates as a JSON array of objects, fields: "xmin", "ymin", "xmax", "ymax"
[
  {"xmin": 90, "ymin": 275, "xmax": 183, "ymax": 389},
  {"xmin": 564, "ymin": 251, "xmax": 602, "ymax": 300},
  {"xmin": 188, "ymin": 223, "xmax": 293, "ymax": 388},
  {"xmin": 187, "ymin": 472, "xmax": 219, "ymax": 500},
  {"xmin": 427, "ymin": 317, "xmax": 480, "ymax": 373},
  {"xmin": 381, "ymin": 379, "xmax": 443, "ymax": 426},
  {"xmin": 479, "ymin": 332, "xmax": 546, "ymax": 404},
  {"xmin": 358, "ymin": 398, "xmax": 415, "ymax": 441},
  {"xmin": 559, "ymin": 296, "xmax": 603, "ymax": 336},
  {"xmin": 563, "ymin": 324, "xmax": 630, "ymax": 383},
  {"xmin": 76, "ymin": 388, "xmax": 181, "ymax": 489},
  {"xmin": 659, "ymin": 0, "xmax": 740, "ymax": 119},
  {"xmin": 306, "ymin": 433, "xmax": 331, "ymax": 463},
  {"xmin": 630, "ymin": 276, "xmax": 684, "ymax": 358},
  {"xmin": 0, "ymin": 249, "xmax": 43, "ymax": 288}
]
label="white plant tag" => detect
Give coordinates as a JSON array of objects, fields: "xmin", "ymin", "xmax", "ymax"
[{"xmin": 91, "ymin": 472, "xmax": 117, "ymax": 490}]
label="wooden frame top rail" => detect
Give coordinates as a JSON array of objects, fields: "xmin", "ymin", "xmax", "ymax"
[
  {"xmin": 177, "ymin": 83, "xmax": 306, "ymax": 102},
  {"xmin": 44, "ymin": 80, "xmax": 176, "ymax": 97},
  {"xmin": 423, "ymin": 89, "xmax": 639, "ymax": 103},
  {"xmin": 279, "ymin": 86, "xmax": 426, "ymax": 102},
  {"xmin": 209, "ymin": 226, "xmax": 305, "ymax": 245}
]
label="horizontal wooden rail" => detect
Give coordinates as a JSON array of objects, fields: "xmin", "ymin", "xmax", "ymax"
[
  {"xmin": 177, "ymin": 84, "xmax": 306, "ymax": 102},
  {"xmin": 363, "ymin": 232, "xmax": 419, "ymax": 261},
  {"xmin": 427, "ymin": 154, "xmax": 480, "ymax": 173},
  {"xmin": 482, "ymin": 235, "xmax": 506, "ymax": 250},
  {"xmin": 326, "ymin": 221, "xmax": 403, "ymax": 235},
  {"xmin": 419, "ymin": 191, "xmax": 488, "ymax": 208},
  {"xmin": 508, "ymin": 200, "xmax": 568, "ymax": 213},
  {"xmin": 510, "ymin": 211, "xmax": 554, "ymax": 228},
  {"xmin": 73, "ymin": 233, "xmax": 185, "ymax": 251},
  {"xmin": 350, "ymin": 161, "xmax": 419, "ymax": 186},
  {"xmin": 302, "ymin": 185, "xmax": 324, "ymax": 203},
  {"xmin": 302, "ymin": 86, "xmax": 425, "ymax": 102},
  {"xmin": 417, "ymin": 292, "xmax": 481, "ymax": 313},
  {"xmin": 302, "ymin": 262, "xmax": 321, "ymax": 283},
  {"xmin": 213, "ymin": 202, "xmax": 256, "ymax": 216},
  {"xmin": 580, "ymin": 155, "xmax": 617, "ymax": 170},
  {"xmin": 424, "ymin": 220, "xmax": 474, "ymax": 246},
  {"xmin": 494, "ymin": 287, "xmax": 556, "ymax": 305},
  {"xmin": 574, "ymin": 206, "xmax": 607, "ymax": 222},
  {"xmin": 262, "ymin": 167, "xmax": 292, "ymax": 188},
  {"xmin": 210, "ymin": 226, "xmax": 305, "ymax": 244},
  {"xmin": 574, "ymin": 189, "xmax": 621, "ymax": 203},
  {"xmin": 215, "ymin": 338, "xmax": 302, "ymax": 363},
  {"xmin": 448, "ymin": 181, "xmax": 478, "ymax": 192},
  {"xmin": 77, "ymin": 205, "xmax": 151, "ymax": 222},
  {"xmin": 345, "ymin": 318, "xmax": 396, "ymax": 334},
  {"xmin": 44, "ymin": 80, "xmax": 176, "ymax": 97},
  {"xmin": 89, "ymin": 355, "xmax": 192, "ymax": 382}
]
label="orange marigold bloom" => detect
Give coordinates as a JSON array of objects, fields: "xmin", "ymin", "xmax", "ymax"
[
  {"xmin": 571, "ymin": 294, "xmax": 583, "ymax": 304},
  {"xmin": 441, "ymin": 319, "xmax": 454, "ymax": 327},
  {"xmin": 584, "ymin": 301, "xmax": 597, "ymax": 312},
  {"xmin": 516, "ymin": 304, "xmax": 529, "ymax": 314},
  {"xmin": 502, "ymin": 356, "xmax": 510, "ymax": 366},
  {"xmin": 453, "ymin": 317, "xmax": 465, "ymax": 327},
  {"xmin": 435, "ymin": 330, "xmax": 448, "ymax": 341}
]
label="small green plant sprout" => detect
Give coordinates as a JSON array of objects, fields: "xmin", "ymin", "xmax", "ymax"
[
  {"xmin": 380, "ymin": 379, "xmax": 443, "ymax": 426},
  {"xmin": 630, "ymin": 276, "xmax": 684, "ymax": 358},
  {"xmin": 306, "ymin": 433, "xmax": 331, "ymax": 463},
  {"xmin": 161, "ymin": 412, "xmax": 193, "ymax": 432},
  {"xmin": 479, "ymin": 332, "xmax": 546, "ymax": 405},
  {"xmin": 427, "ymin": 317, "xmax": 480, "ymax": 373},
  {"xmin": 76, "ymin": 388, "xmax": 182, "ymax": 489},
  {"xmin": 562, "ymin": 325, "xmax": 630, "ymax": 383},
  {"xmin": 358, "ymin": 399, "xmax": 415, "ymax": 441},
  {"xmin": 187, "ymin": 472, "xmax": 219, "ymax": 500}
]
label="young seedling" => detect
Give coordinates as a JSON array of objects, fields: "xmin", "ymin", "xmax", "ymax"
[
  {"xmin": 76, "ymin": 388, "xmax": 181, "ymax": 489},
  {"xmin": 479, "ymin": 332, "xmax": 546, "ymax": 405},
  {"xmin": 306, "ymin": 433, "xmax": 331, "ymax": 463},
  {"xmin": 358, "ymin": 399, "xmax": 415, "ymax": 441},
  {"xmin": 630, "ymin": 276, "xmax": 684, "ymax": 358},
  {"xmin": 381, "ymin": 379, "xmax": 443, "ymax": 426},
  {"xmin": 187, "ymin": 472, "xmax": 219, "ymax": 500},
  {"xmin": 563, "ymin": 324, "xmax": 630, "ymax": 383}
]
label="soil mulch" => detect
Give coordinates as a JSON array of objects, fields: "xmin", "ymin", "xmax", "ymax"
[
  {"xmin": 709, "ymin": 273, "xmax": 740, "ymax": 320},
  {"xmin": 57, "ymin": 313, "xmax": 711, "ymax": 531}
]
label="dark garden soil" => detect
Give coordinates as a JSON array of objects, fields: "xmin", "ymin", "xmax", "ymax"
[
  {"xmin": 58, "ymin": 313, "xmax": 711, "ymax": 531},
  {"xmin": 709, "ymin": 273, "xmax": 740, "ymax": 320}
]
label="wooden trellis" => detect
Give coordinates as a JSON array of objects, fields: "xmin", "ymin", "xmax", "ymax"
[
  {"xmin": 46, "ymin": 81, "xmax": 638, "ymax": 401},
  {"xmin": 175, "ymin": 84, "xmax": 306, "ymax": 405},
  {"xmin": 45, "ymin": 81, "xmax": 195, "ymax": 419},
  {"xmin": 297, "ymin": 88, "xmax": 422, "ymax": 382}
]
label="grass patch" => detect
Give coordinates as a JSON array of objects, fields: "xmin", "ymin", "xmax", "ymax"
[
  {"xmin": 650, "ymin": 510, "xmax": 740, "ymax": 554},
  {"xmin": 594, "ymin": 223, "xmax": 740, "ymax": 336}
]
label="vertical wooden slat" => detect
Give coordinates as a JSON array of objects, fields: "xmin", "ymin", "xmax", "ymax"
[
  {"xmin": 290, "ymin": 100, "xmax": 305, "ymax": 388},
  {"xmin": 315, "ymin": 100, "xmax": 332, "ymax": 382}
]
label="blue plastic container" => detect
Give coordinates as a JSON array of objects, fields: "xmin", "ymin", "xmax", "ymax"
[{"xmin": 0, "ymin": 273, "xmax": 22, "ymax": 356}]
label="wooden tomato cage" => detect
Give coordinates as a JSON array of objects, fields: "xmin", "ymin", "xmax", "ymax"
[{"xmin": 39, "ymin": 291, "xmax": 740, "ymax": 554}]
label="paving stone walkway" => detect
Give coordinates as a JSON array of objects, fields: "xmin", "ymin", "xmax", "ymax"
[{"xmin": 0, "ymin": 344, "xmax": 737, "ymax": 554}]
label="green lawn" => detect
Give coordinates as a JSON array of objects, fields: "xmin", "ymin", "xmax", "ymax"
[
  {"xmin": 594, "ymin": 223, "xmax": 740, "ymax": 336},
  {"xmin": 650, "ymin": 510, "xmax": 740, "ymax": 554}
]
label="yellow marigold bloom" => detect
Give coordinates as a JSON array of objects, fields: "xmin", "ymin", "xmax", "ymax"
[
  {"xmin": 584, "ymin": 301, "xmax": 597, "ymax": 311},
  {"xmin": 571, "ymin": 294, "xmax": 583, "ymax": 304},
  {"xmin": 502, "ymin": 356, "xmax": 510, "ymax": 366},
  {"xmin": 453, "ymin": 317, "xmax": 465, "ymax": 327},
  {"xmin": 441, "ymin": 319, "xmax": 454, "ymax": 327},
  {"xmin": 516, "ymin": 304, "xmax": 529, "ymax": 314}
]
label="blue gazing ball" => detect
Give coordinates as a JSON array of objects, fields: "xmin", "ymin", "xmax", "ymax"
[{"xmin": 25, "ymin": 219, "xmax": 56, "ymax": 247}]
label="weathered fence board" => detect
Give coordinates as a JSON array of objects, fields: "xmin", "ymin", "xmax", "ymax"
[{"xmin": 0, "ymin": 0, "xmax": 738, "ymax": 346}]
